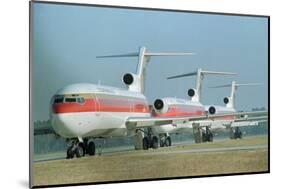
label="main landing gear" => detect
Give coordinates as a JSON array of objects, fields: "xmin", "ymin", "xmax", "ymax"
[
  {"xmin": 202, "ymin": 127, "xmax": 213, "ymax": 142},
  {"xmin": 230, "ymin": 127, "xmax": 242, "ymax": 139},
  {"xmin": 159, "ymin": 133, "xmax": 172, "ymax": 147},
  {"xmin": 66, "ymin": 138, "xmax": 96, "ymax": 159},
  {"xmin": 142, "ymin": 128, "xmax": 159, "ymax": 150},
  {"xmin": 193, "ymin": 125, "xmax": 213, "ymax": 143}
]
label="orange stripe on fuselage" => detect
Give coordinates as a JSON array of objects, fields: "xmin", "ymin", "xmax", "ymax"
[
  {"xmin": 154, "ymin": 105, "xmax": 206, "ymax": 117},
  {"xmin": 53, "ymin": 98, "xmax": 150, "ymax": 114}
]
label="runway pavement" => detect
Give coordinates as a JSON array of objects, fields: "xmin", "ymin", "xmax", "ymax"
[
  {"xmin": 34, "ymin": 135, "xmax": 268, "ymax": 163},
  {"xmin": 140, "ymin": 145, "xmax": 267, "ymax": 156}
]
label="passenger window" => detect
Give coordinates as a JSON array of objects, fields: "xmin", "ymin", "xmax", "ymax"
[{"xmin": 77, "ymin": 97, "xmax": 85, "ymax": 104}]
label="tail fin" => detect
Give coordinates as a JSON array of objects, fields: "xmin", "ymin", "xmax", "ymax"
[
  {"xmin": 167, "ymin": 68, "xmax": 237, "ymax": 102},
  {"xmin": 97, "ymin": 46, "xmax": 194, "ymax": 93},
  {"xmin": 210, "ymin": 81, "xmax": 263, "ymax": 109}
]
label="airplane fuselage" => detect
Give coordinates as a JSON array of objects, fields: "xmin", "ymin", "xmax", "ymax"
[
  {"xmin": 50, "ymin": 84, "xmax": 212, "ymax": 139},
  {"xmin": 50, "ymin": 83, "xmax": 151, "ymax": 138},
  {"xmin": 152, "ymin": 98, "xmax": 206, "ymax": 134},
  {"xmin": 204, "ymin": 105, "xmax": 236, "ymax": 132}
]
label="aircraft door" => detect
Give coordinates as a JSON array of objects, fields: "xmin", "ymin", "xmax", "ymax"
[
  {"xmin": 93, "ymin": 94, "xmax": 100, "ymax": 113},
  {"xmin": 129, "ymin": 99, "xmax": 134, "ymax": 113}
]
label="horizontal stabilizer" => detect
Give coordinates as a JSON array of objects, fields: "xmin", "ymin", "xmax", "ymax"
[
  {"xmin": 96, "ymin": 52, "xmax": 139, "ymax": 58},
  {"xmin": 96, "ymin": 46, "xmax": 194, "ymax": 93},
  {"xmin": 167, "ymin": 72, "xmax": 197, "ymax": 79},
  {"xmin": 145, "ymin": 52, "xmax": 195, "ymax": 56},
  {"xmin": 167, "ymin": 70, "xmax": 237, "ymax": 80},
  {"xmin": 210, "ymin": 83, "xmax": 263, "ymax": 88},
  {"xmin": 97, "ymin": 52, "xmax": 194, "ymax": 59}
]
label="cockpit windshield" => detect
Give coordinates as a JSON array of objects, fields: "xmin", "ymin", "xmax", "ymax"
[
  {"xmin": 54, "ymin": 96, "xmax": 64, "ymax": 104},
  {"xmin": 53, "ymin": 95, "xmax": 85, "ymax": 104},
  {"xmin": 65, "ymin": 98, "xmax": 77, "ymax": 103}
]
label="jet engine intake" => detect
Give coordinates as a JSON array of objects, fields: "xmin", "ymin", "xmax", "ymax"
[
  {"xmin": 188, "ymin": 88, "xmax": 196, "ymax": 97},
  {"xmin": 208, "ymin": 106, "xmax": 216, "ymax": 115},
  {"xmin": 223, "ymin": 97, "xmax": 230, "ymax": 104},
  {"xmin": 153, "ymin": 99, "xmax": 169, "ymax": 114},
  {"xmin": 123, "ymin": 73, "xmax": 135, "ymax": 85}
]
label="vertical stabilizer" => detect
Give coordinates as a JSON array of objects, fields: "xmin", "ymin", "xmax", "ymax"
[
  {"xmin": 97, "ymin": 46, "xmax": 194, "ymax": 93},
  {"xmin": 167, "ymin": 69, "xmax": 237, "ymax": 102},
  {"xmin": 210, "ymin": 81, "xmax": 263, "ymax": 109}
]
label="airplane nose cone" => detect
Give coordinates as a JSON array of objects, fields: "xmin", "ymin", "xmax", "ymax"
[{"xmin": 50, "ymin": 114, "xmax": 77, "ymax": 138}]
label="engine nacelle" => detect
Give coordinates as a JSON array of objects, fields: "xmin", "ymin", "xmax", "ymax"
[
  {"xmin": 223, "ymin": 97, "xmax": 230, "ymax": 104},
  {"xmin": 187, "ymin": 88, "xmax": 196, "ymax": 97},
  {"xmin": 123, "ymin": 73, "xmax": 135, "ymax": 85},
  {"xmin": 208, "ymin": 106, "xmax": 216, "ymax": 115},
  {"xmin": 153, "ymin": 99, "xmax": 169, "ymax": 114}
]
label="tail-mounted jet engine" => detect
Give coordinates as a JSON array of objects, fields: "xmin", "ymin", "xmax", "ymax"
[
  {"xmin": 122, "ymin": 73, "xmax": 142, "ymax": 92},
  {"xmin": 123, "ymin": 73, "xmax": 136, "ymax": 85},
  {"xmin": 187, "ymin": 88, "xmax": 200, "ymax": 102},
  {"xmin": 153, "ymin": 99, "xmax": 169, "ymax": 114},
  {"xmin": 187, "ymin": 88, "xmax": 196, "ymax": 97},
  {"xmin": 223, "ymin": 97, "xmax": 230, "ymax": 105}
]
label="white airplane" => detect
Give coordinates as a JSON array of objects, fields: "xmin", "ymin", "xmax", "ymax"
[
  {"xmin": 205, "ymin": 81, "xmax": 266, "ymax": 139},
  {"xmin": 35, "ymin": 46, "xmax": 267, "ymax": 158},
  {"xmin": 47, "ymin": 46, "xmax": 195, "ymax": 157},
  {"xmin": 166, "ymin": 71, "xmax": 266, "ymax": 143},
  {"xmin": 151, "ymin": 68, "xmax": 237, "ymax": 146}
]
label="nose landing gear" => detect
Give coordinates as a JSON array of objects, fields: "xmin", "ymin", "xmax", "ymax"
[
  {"xmin": 66, "ymin": 138, "xmax": 96, "ymax": 159},
  {"xmin": 159, "ymin": 134, "xmax": 172, "ymax": 147}
]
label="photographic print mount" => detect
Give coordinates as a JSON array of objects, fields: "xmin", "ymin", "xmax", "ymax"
[{"xmin": 30, "ymin": 1, "xmax": 270, "ymax": 188}]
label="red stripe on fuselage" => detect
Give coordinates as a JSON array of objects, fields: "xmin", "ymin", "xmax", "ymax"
[
  {"xmin": 152, "ymin": 105, "xmax": 237, "ymax": 121},
  {"xmin": 53, "ymin": 98, "xmax": 150, "ymax": 114},
  {"xmin": 154, "ymin": 105, "xmax": 206, "ymax": 117}
]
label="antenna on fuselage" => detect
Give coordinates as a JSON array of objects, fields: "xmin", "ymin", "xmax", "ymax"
[
  {"xmin": 167, "ymin": 68, "xmax": 237, "ymax": 102},
  {"xmin": 210, "ymin": 81, "xmax": 263, "ymax": 109},
  {"xmin": 97, "ymin": 46, "xmax": 194, "ymax": 93}
]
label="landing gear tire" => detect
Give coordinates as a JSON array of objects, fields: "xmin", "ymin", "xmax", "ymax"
[
  {"xmin": 143, "ymin": 137, "xmax": 149, "ymax": 150},
  {"xmin": 231, "ymin": 128, "xmax": 242, "ymax": 139},
  {"xmin": 202, "ymin": 132, "xmax": 207, "ymax": 143},
  {"xmin": 75, "ymin": 143, "xmax": 84, "ymax": 158},
  {"xmin": 165, "ymin": 136, "xmax": 172, "ymax": 147},
  {"xmin": 88, "ymin": 141, "xmax": 96, "ymax": 156},
  {"xmin": 202, "ymin": 128, "xmax": 213, "ymax": 142},
  {"xmin": 208, "ymin": 133, "xmax": 214, "ymax": 142},
  {"xmin": 160, "ymin": 140, "xmax": 164, "ymax": 147},
  {"xmin": 152, "ymin": 136, "xmax": 158, "ymax": 149},
  {"xmin": 238, "ymin": 131, "xmax": 242, "ymax": 139},
  {"xmin": 66, "ymin": 146, "xmax": 75, "ymax": 159},
  {"xmin": 235, "ymin": 131, "xmax": 242, "ymax": 139}
]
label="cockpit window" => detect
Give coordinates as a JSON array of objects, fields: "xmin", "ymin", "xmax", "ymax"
[
  {"xmin": 53, "ymin": 95, "xmax": 85, "ymax": 104},
  {"xmin": 65, "ymin": 98, "xmax": 77, "ymax": 103},
  {"xmin": 77, "ymin": 97, "xmax": 85, "ymax": 104},
  {"xmin": 54, "ymin": 97, "xmax": 64, "ymax": 104}
]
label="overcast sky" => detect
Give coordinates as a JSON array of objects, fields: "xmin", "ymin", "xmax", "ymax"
[{"xmin": 31, "ymin": 2, "xmax": 268, "ymax": 121}]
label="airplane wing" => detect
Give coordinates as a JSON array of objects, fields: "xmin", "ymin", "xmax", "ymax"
[
  {"xmin": 125, "ymin": 111, "xmax": 268, "ymax": 130},
  {"xmin": 223, "ymin": 116, "xmax": 268, "ymax": 127}
]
